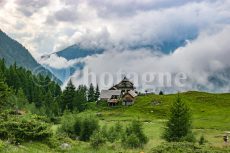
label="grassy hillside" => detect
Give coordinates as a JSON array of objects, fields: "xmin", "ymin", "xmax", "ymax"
[
  {"xmin": 1, "ymin": 91, "xmax": 230, "ymax": 153},
  {"xmin": 96, "ymin": 91, "xmax": 230, "ymax": 130}
]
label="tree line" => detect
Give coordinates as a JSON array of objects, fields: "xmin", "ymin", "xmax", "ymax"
[{"xmin": 0, "ymin": 59, "xmax": 100, "ymax": 119}]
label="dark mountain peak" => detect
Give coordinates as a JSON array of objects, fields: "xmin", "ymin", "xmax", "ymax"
[{"xmin": 51, "ymin": 44, "xmax": 104, "ymax": 60}]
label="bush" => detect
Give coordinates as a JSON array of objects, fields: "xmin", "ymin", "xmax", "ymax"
[
  {"xmin": 80, "ymin": 116, "xmax": 99, "ymax": 141},
  {"xmin": 90, "ymin": 130, "xmax": 106, "ymax": 148},
  {"xmin": 58, "ymin": 111, "xmax": 76, "ymax": 137},
  {"xmin": 0, "ymin": 112, "xmax": 52, "ymax": 144},
  {"xmin": 107, "ymin": 126, "xmax": 118, "ymax": 143},
  {"xmin": 0, "ymin": 140, "xmax": 5, "ymax": 152},
  {"xmin": 159, "ymin": 91, "xmax": 164, "ymax": 95},
  {"xmin": 125, "ymin": 134, "xmax": 140, "ymax": 148},
  {"xmin": 199, "ymin": 135, "xmax": 205, "ymax": 145},
  {"xmin": 151, "ymin": 142, "xmax": 230, "ymax": 153},
  {"xmin": 45, "ymin": 133, "xmax": 73, "ymax": 149},
  {"xmin": 163, "ymin": 96, "xmax": 194, "ymax": 142},
  {"xmin": 58, "ymin": 112, "xmax": 99, "ymax": 141},
  {"xmin": 122, "ymin": 120, "xmax": 148, "ymax": 148}
]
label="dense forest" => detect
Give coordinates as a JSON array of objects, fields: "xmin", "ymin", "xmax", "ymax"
[{"xmin": 0, "ymin": 58, "xmax": 100, "ymax": 119}]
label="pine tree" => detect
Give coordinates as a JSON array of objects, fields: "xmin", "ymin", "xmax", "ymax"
[
  {"xmin": 61, "ymin": 79, "xmax": 76, "ymax": 112},
  {"xmin": 88, "ymin": 83, "xmax": 95, "ymax": 102},
  {"xmin": 15, "ymin": 88, "xmax": 28, "ymax": 109},
  {"xmin": 94, "ymin": 84, "xmax": 100, "ymax": 101},
  {"xmin": 0, "ymin": 80, "xmax": 10, "ymax": 110},
  {"xmin": 163, "ymin": 95, "xmax": 194, "ymax": 142},
  {"xmin": 44, "ymin": 90, "xmax": 54, "ymax": 117},
  {"xmin": 74, "ymin": 85, "xmax": 87, "ymax": 112}
]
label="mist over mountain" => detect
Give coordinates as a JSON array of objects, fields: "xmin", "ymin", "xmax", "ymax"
[{"xmin": 1, "ymin": 0, "xmax": 230, "ymax": 93}]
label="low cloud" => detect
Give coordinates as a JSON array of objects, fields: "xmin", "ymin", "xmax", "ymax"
[
  {"xmin": 1, "ymin": 0, "xmax": 230, "ymax": 92},
  {"xmin": 39, "ymin": 54, "xmax": 79, "ymax": 69},
  {"xmin": 67, "ymin": 25, "xmax": 230, "ymax": 93}
]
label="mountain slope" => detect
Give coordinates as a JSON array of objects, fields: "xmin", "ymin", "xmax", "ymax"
[
  {"xmin": 0, "ymin": 30, "xmax": 39, "ymax": 70},
  {"xmin": 54, "ymin": 44, "xmax": 103, "ymax": 60},
  {"xmin": 0, "ymin": 29, "xmax": 61, "ymax": 84}
]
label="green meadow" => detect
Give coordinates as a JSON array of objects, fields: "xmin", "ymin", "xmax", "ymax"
[{"xmin": 1, "ymin": 91, "xmax": 230, "ymax": 153}]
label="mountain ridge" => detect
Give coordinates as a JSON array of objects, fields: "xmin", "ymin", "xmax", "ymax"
[{"xmin": 0, "ymin": 30, "xmax": 62, "ymax": 84}]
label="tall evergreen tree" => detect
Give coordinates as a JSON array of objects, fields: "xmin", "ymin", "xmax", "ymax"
[
  {"xmin": 88, "ymin": 83, "xmax": 95, "ymax": 102},
  {"xmin": 94, "ymin": 84, "xmax": 100, "ymax": 101},
  {"xmin": 15, "ymin": 88, "xmax": 28, "ymax": 109},
  {"xmin": 74, "ymin": 87, "xmax": 86, "ymax": 112},
  {"xmin": 61, "ymin": 79, "xmax": 76, "ymax": 112},
  {"xmin": 163, "ymin": 95, "xmax": 194, "ymax": 142},
  {"xmin": 44, "ymin": 90, "xmax": 54, "ymax": 117},
  {"xmin": 0, "ymin": 80, "xmax": 10, "ymax": 110}
]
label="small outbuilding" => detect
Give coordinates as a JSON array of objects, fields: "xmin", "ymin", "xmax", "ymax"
[
  {"xmin": 100, "ymin": 90, "xmax": 122, "ymax": 106},
  {"xmin": 100, "ymin": 77, "xmax": 138, "ymax": 106},
  {"xmin": 122, "ymin": 90, "xmax": 138, "ymax": 106}
]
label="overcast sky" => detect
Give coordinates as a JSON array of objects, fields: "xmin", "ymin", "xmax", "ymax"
[{"xmin": 1, "ymin": 0, "xmax": 230, "ymax": 92}]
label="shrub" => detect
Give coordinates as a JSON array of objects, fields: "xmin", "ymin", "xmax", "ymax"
[
  {"xmin": 0, "ymin": 112, "xmax": 52, "ymax": 144},
  {"xmin": 58, "ymin": 112, "xmax": 99, "ymax": 142},
  {"xmin": 58, "ymin": 111, "xmax": 77, "ymax": 138},
  {"xmin": 90, "ymin": 130, "xmax": 106, "ymax": 148},
  {"xmin": 45, "ymin": 133, "xmax": 73, "ymax": 149},
  {"xmin": 73, "ymin": 117, "xmax": 82, "ymax": 137},
  {"xmin": 151, "ymin": 142, "xmax": 230, "ymax": 153},
  {"xmin": 107, "ymin": 126, "xmax": 117, "ymax": 143},
  {"xmin": 79, "ymin": 116, "xmax": 99, "ymax": 141},
  {"xmin": 159, "ymin": 91, "xmax": 164, "ymax": 95},
  {"xmin": 163, "ymin": 95, "xmax": 194, "ymax": 142},
  {"xmin": 106, "ymin": 122, "xmax": 123, "ymax": 143},
  {"xmin": 125, "ymin": 134, "xmax": 140, "ymax": 148},
  {"xmin": 151, "ymin": 142, "xmax": 199, "ymax": 153},
  {"xmin": 199, "ymin": 135, "xmax": 205, "ymax": 145},
  {"xmin": 122, "ymin": 120, "xmax": 148, "ymax": 148},
  {"xmin": 0, "ymin": 140, "xmax": 5, "ymax": 152}
]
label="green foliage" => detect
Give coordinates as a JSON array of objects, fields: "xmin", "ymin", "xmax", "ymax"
[
  {"xmin": 94, "ymin": 84, "xmax": 100, "ymax": 101},
  {"xmin": 61, "ymin": 81, "xmax": 87, "ymax": 113},
  {"xmin": 58, "ymin": 111, "xmax": 76, "ymax": 137},
  {"xmin": 122, "ymin": 120, "xmax": 148, "ymax": 148},
  {"xmin": 0, "ymin": 59, "xmax": 62, "ymax": 118},
  {"xmin": 0, "ymin": 111, "xmax": 52, "ymax": 144},
  {"xmin": 106, "ymin": 122, "xmax": 123, "ymax": 143},
  {"xmin": 90, "ymin": 130, "xmax": 106, "ymax": 148},
  {"xmin": 45, "ymin": 133, "xmax": 74, "ymax": 150},
  {"xmin": 0, "ymin": 81, "xmax": 11, "ymax": 110},
  {"xmin": 88, "ymin": 83, "xmax": 95, "ymax": 102},
  {"xmin": 74, "ymin": 85, "xmax": 87, "ymax": 112},
  {"xmin": 58, "ymin": 112, "xmax": 99, "ymax": 142},
  {"xmin": 199, "ymin": 135, "xmax": 205, "ymax": 145},
  {"xmin": 125, "ymin": 133, "xmax": 140, "ymax": 148},
  {"xmin": 159, "ymin": 91, "xmax": 164, "ymax": 95},
  {"xmin": 61, "ymin": 80, "xmax": 76, "ymax": 112},
  {"xmin": 163, "ymin": 95, "xmax": 194, "ymax": 142},
  {"xmin": 80, "ymin": 116, "xmax": 99, "ymax": 141},
  {"xmin": 151, "ymin": 142, "xmax": 230, "ymax": 153},
  {"xmin": 0, "ymin": 140, "xmax": 5, "ymax": 152}
]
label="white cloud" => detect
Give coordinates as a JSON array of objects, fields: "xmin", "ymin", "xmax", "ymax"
[
  {"xmin": 67, "ymin": 25, "xmax": 230, "ymax": 92},
  {"xmin": 1, "ymin": 0, "xmax": 229, "ymax": 57},
  {"xmin": 39, "ymin": 54, "xmax": 80, "ymax": 69},
  {"xmin": 1, "ymin": 0, "xmax": 230, "ymax": 92}
]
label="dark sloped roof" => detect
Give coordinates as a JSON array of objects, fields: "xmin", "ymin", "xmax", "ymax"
[
  {"xmin": 113, "ymin": 77, "xmax": 135, "ymax": 89},
  {"xmin": 100, "ymin": 90, "xmax": 121, "ymax": 99}
]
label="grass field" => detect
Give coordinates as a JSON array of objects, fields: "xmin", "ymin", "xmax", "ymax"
[{"xmin": 1, "ymin": 91, "xmax": 230, "ymax": 152}]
